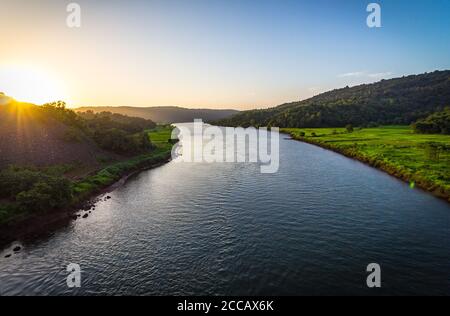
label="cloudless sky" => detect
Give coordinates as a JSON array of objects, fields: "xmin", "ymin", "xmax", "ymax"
[{"xmin": 1, "ymin": 0, "xmax": 449, "ymax": 109}]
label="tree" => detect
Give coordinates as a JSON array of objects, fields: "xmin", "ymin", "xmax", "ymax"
[
  {"xmin": 412, "ymin": 107, "xmax": 450, "ymax": 134},
  {"xmin": 346, "ymin": 124, "xmax": 354, "ymax": 133},
  {"xmin": 214, "ymin": 70, "xmax": 450, "ymax": 129}
]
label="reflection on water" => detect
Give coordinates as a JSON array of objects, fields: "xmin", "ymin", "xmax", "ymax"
[{"xmin": 0, "ymin": 125, "xmax": 449, "ymax": 295}]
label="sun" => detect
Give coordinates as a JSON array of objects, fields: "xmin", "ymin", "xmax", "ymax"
[{"xmin": 0, "ymin": 65, "xmax": 68, "ymax": 105}]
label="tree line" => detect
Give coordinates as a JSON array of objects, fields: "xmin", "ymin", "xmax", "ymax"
[
  {"xmin": 39, "ymin": 102, "xmax": 157, "ymax": 154},
  {"xmin": 412, "ymin": 107, "xmax": 450, "ymax": 134},
  {"xmin": 215, "ymin": 70, "xmax": 450, "ymax": 128}
]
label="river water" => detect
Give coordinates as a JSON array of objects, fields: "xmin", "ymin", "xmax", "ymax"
[{"xmin": 0, "ymin": 126, "xmax": 449, "ymax": 295}]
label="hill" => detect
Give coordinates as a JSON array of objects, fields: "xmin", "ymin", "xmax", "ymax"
[
  {"xmin": 75, "ymin": 106, "xmax": 239, "ymax": 123},
  {"xmin": 0, "ymin": 100, "xmax": 114, "ymax": 171},
  {"xmin": 215, "ymin": 70, "xmax": 450, "ymax": 128},
  {"xmin": 0, "ymin": 97, "xmax": 174, "ymax": 226},
  {"xmin": 0, "ymin": 100, "xmax": 157, "ymax": 171}
]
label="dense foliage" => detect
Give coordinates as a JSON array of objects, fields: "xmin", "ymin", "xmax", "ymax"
[
  {"xmin": 77, "ymin": 110, "xmax": 156, "ymax": 153},
  {"xmin": 75, "ymin": 106, "xmax": 239, "ymax": 124},
  {"xmin": 35, "ymin": 102, "xmax": 156, "ymax": 154},
  {"xmin": 216, "ymin": 70, "xmax": 450, "ymax": 128},
  {"xmin": 0, "ymin": 166, "xmax": 73, "ymax": 212},
  {"xmin": 77, "ymin": 110, "xmax": 156, "ymax": 133},
  {"xmin": 412, "ymin": 107, "xmax": 450, "ymax": 134}
]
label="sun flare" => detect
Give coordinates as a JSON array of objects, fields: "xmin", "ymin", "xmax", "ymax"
[{"xmin": 0, "ymin": 65, "xmax": 68, "ymax": 105}]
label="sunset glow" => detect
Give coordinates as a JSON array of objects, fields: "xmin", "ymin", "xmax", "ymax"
[
  {"xmin": 0, "ymin": 65, "xmax": 68, "ymax": 105},
  {"xmin": 1, "ymin": 1, "xmax": 449, "ymax": 109}
]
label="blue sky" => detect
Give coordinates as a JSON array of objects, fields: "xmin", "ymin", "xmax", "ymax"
[{"xmin": 1, "ymin": 0, "xmax": 450, "ymax": 108}]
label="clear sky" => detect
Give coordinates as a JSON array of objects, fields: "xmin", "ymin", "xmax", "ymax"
[{"xmin": 0, "ymin": 0, "xmax": 449, "ymax": 109}]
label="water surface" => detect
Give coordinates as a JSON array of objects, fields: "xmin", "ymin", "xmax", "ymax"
[{"xmin": 0, "ymin": 127, "xmax": 449, "ymax": 295}]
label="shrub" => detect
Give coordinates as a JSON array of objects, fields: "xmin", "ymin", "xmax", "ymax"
[
  {"xmin": 62, "ymin": 127, "xmax": 83, "ymax": 142},
  {"xmin": 412, "ymin": 108, "xmax": 450, "ymax": 134},
  {"xmin": 346, "ymin": 124, "xmax": 354, "ymax": 133},
  {"xmin": 0, "ymin": 166, "xmax": 73, "ymax": 212}
]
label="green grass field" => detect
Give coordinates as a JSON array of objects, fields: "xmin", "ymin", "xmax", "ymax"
[
  {"xmin": 281, "ymin": 126, "xmax": 450, "ymax": 202},
  {"xmin": 148, "ymin": 125, "xmax": 174, "ymax": 149}
]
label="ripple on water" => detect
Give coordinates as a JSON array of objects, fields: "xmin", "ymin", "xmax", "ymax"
[{"xmin": 0, "ymin": 131, "xmax": 449, "ymax": 295}]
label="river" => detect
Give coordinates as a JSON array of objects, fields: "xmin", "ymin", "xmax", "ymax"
[{"xmin": 0, "ymin": 126, "xmax": 449, "ymax": 295}]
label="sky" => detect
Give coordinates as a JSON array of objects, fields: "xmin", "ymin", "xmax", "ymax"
[{"xmin": 0, "ymin": 0, "xmax": 449, "ymax": 109}]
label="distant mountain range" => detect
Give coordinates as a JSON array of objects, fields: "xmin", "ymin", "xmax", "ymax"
[
  {"xmin": 75, "ymin": 106, "xmax": 239, "ymax": 123},
  {"xmin": 215, "ymin": 70, "xmax": 450, "ymax": 128}
]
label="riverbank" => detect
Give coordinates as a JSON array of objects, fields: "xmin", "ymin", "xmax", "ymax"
[
  {"xmin": 0, "ymin": 127, "xmax": 175, "ymax": 246},
  {"xmin": 281, "ymin": 126, "xmax": 450, "ymax": 203}
]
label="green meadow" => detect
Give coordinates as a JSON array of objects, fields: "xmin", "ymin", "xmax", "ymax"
[
  {"xmin": 147, "ymin": 125, "xmax": 175, "ymax": 149},
  {"xmin": 281, "ymin": 126, "xmax": 450, "ymax": 202}
]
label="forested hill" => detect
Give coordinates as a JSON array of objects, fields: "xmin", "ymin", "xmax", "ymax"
[
  {"xmin": 215, "ymin": 70, "xmax": 450, "ymax": 128},
  {"xmin": 0, "ymin": 100, "xmax": 157, "ymax": 169},
  {"xmin": 75, "ymin": 106, "xmax": 239, "ymax": 123}
]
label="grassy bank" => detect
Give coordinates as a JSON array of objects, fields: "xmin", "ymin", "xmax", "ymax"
[
  {"xmin": 72, "ymin": 126, "xmax": 174, "ymax": 201},
  {"xmin": 281, "ymin": 126, "xmax": 450, "ymax": 202},
  {"xmin": 0, "ymin": 126, "xmax": 175, "ymax": 225}
]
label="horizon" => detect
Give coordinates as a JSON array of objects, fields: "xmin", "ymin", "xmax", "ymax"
[
  {"xmin": 1, "ymin": 0, "xmax": 449, "ymax": 299},
  {"xmin": 3, "ymin": 68, "xmax": 449, "ymax": 111},
  {"xmin": 1, "ymin": 0, "xmax": 450, "ymax": 109}
]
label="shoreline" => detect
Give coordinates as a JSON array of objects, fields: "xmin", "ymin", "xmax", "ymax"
[
  {"xmin": 283, "ymin": 131, "xmax": 450, "ymax": 204},
  {"xmin": 0, "ymin": 152, "xmax": 172, "ymax": 249}
]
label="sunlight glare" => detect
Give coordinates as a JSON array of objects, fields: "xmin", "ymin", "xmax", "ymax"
[{"xmin": 0, "ymin": 65, "xmax": 68, "ymax": 105}]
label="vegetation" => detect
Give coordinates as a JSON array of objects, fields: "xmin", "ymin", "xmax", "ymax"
[
  {"xmin": 282, "ymin": 126, "xmax": 450, "ymax": 202},
  {"xmin": 0, "ymin": 126, "xmax": 175, "ymax": 224},
  {"xmin": 70, "ymin": 126, "xmax": 175, "ymax": 203},
  {"xmin": 412, "ymin": 107, "xmax": 450, "ymax": 134},
  {"xmin": 77, "ymin": 110, "xmax": 156, "ymax": 133},
  {"xmin": 75, "ymin": 106, "xmax": 239, "ymax": 124},
  {"xmin": 2, "ymin": 101, "xmax": 157, "ymax": 155},
  {"xmin": 215, "ymin": 70, "xmax": 450, "ymax": 128},
  {"xmin": 50, "ymin": 106, "xmax": 157, "ymax": 154},
  {"xmin": 0, "ymin": 166, "xmax": 73, "ymax": 222}
]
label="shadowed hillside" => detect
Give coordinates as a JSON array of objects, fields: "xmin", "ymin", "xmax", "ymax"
[
  {"xmin": 75, "ymin": 106, "xmax": 239, "ymax": 123},
  {"xmin": 0, "ymin": 99, "xmax": 157, "ymax": 172},
  {"xmin": 0, "ymin": 97, "xmax": 175, "ymax": 225},
  {"xmin": 216, "ymin": 70, "xmax": 450, "ymax": 128},
  {"xmin": 0, "ymin": 101, "xmax": 117, "ymax": 171}
]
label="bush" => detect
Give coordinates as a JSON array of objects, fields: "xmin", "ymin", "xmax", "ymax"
[
  {"xmin": 16, "ymin": 182, "xmax": 53, "ymax": 211},
  {"xmin": 0, "ymin": 167, "xmax": 42, "ymax": 198},
  {"xmin": 346, "ymin": 124, "xmax": 354, "ymax": 133},
  {"xmin": 367, "ymin": 122, "xmax": 379, "ymax": 128},
  {"xmin": 62, "ymin": 127, "xmax": 83, "ymax": 142},
  {"xmin": 0, "ymin": 166, "xmax": 73, "ymax": 212},
  {"xmin": 412, "ymin": 108, "xmax": 450, "ymax": 134},
  {"xmin": 93, "ymin": 129, "xmax": 153, "ymax": 154}
]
